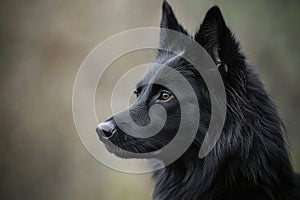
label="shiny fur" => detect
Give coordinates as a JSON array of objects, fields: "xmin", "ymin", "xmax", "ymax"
[{"xmin": 97, "ymin": 1, "xmax": 300, "ymax": 199}]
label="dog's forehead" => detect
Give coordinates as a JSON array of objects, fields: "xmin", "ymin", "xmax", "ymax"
[{"xmin": 136, "ymin": 52, "xmax": 187, "ymax": 88}]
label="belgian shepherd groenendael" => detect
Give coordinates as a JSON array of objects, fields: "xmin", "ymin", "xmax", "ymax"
[{"xmin": 96, "ymin": 1, "xmax": 300, "ymax": 199}]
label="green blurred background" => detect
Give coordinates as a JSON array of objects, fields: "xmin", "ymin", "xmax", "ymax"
[{"xmin": 1, "ymin": 0, "xmax": 299, "ymax": 199}]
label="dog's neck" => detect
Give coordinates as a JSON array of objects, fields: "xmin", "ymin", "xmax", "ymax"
[
  {"xmin": 152, "ymin": 145, "xmax": 294, "ymax": 200},
  {"xmin": 152, "ymin": 80, "xmax": 296, "ymax": 200}
]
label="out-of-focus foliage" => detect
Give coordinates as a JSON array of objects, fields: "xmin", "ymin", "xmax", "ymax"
[{"xmin": 0, "ymin": 0, "xmax": 299, "ymax": 200}]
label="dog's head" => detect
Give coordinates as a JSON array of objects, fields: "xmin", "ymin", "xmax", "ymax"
[{"xmin": 96, "ymin": 1, "xmax": 244, "ymax": 161}]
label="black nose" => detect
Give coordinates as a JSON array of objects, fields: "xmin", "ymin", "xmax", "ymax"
[{"xmin": 96, "ymin": 121, "xmax": 115, "ymax": 139}]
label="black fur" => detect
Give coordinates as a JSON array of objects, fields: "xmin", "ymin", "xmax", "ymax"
[{"xmin": 97, "ymin": 1, "xmax": 300, "ymax": 199}]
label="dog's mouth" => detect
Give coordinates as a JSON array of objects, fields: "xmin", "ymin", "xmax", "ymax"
[
  {"xmin": 100, "ymin": 138, "xmax": 155, "ymax": 159},
  {"xmin": 96, "ymin": 134, "xmax": 124, "ymax": 156},
  {"xmin": 96, "ymin": 126, "xmax": 141, "ymax": 158},
  {"xmin": 102, "ymin": 141, "xmax": 130, "ymax": 157},
  {"xmin": 96, "ymin": 127, "xmax": 167, "ymax": 159}
]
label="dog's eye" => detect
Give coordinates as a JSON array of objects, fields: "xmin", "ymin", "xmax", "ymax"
[{"xmin": 159, "ymin": 92, "xmax": 171, "ymax": 101}]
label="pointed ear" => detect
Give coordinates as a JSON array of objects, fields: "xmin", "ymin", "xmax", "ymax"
[
  {"xmin": 160, "ymin": 1, "xmax": 189, "ymax": 50},
  {"xmin": 195, "ymin": 6, "xmax": 241, "ymax": 74},
  {"xmin": 161, "ymin": 1, "xmax": 188, "ymax": 34}
]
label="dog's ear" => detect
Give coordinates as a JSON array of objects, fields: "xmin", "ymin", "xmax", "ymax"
[
  {"xmin": 160, "ymin": 1, "xmax": 188, "ymax": 34},
  {"xmin": 195, "ymin": 6, "xmax": 243, "ymax": 74},
  {"xmin": 160, "ymin": 1, "xmax": 188, "ymax": 49}
]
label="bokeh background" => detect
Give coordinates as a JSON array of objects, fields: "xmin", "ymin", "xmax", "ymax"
[{"xmin": 1, "ymin": 0, "xmax": 300, "ymax": 199}]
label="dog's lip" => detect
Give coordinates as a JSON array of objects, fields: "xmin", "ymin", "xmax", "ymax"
[
  {"xmin": 101, "ymin": 142, "xmax": 129, "ymax": 157},
  {"xmin": 102, "ymin": 139, "xmax": 163, "ymax": 158},
  {"xmin": 104, "ymin": 143, "xmax": 163, "ymax": 159}
]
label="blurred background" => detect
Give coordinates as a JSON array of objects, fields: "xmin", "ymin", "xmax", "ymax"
[{"xmin": 1, "ymin": 0, "xmax": 300, "ymax": 199}]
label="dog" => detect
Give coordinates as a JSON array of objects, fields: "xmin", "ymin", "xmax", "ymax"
[{"xmin": 96, "ymin": 1, "xmax": 300, "ymax": 199}]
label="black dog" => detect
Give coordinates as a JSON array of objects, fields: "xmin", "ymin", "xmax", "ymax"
[{"xmin": 96, "ymin": 1, "xmax": 300, "ymax": 199}]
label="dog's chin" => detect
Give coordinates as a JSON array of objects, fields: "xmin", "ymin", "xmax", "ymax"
[
  {"xmin": 104, "ymin": 144, "xmax": 135, "ymax": 158},
  {"xmin": 102, "ymin": 141, "xmax": 161, "ymax": 159}
]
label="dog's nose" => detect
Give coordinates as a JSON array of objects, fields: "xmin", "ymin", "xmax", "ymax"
[{"xmin": 96, "ymin": 121, "xmax": 115, "ymax": 139}]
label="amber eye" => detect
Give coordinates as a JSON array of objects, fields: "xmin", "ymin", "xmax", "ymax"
[{"xmin": 160, "ymin": 92, "xmax": 171, "ymax": 101}]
